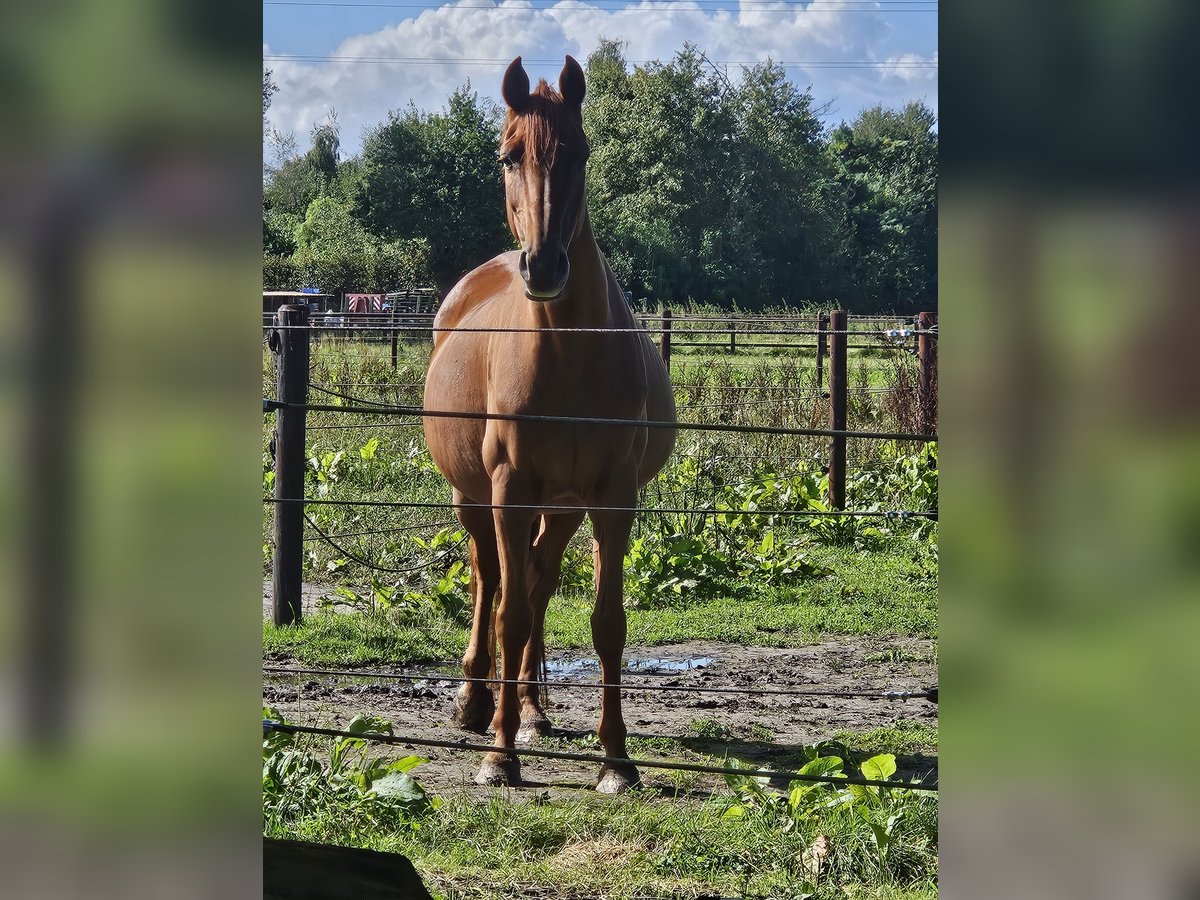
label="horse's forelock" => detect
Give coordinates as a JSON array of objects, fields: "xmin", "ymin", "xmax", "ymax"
[{"xmin": 503, "ymin": 79, "xmax": 585, "ymax": 169}]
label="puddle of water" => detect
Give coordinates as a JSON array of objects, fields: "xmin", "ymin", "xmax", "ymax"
[
  {"xmin": 544, "ymin": 658, "xmax": 598, "ymax": 677},
  {"xmin": 545, "ymin": 656, "xmax": 715, "ymax": 676}
]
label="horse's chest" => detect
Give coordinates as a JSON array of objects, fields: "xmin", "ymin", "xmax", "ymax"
[{"xmin": 483, "ymin": 352, "xmax": 646, "ymax": 490}]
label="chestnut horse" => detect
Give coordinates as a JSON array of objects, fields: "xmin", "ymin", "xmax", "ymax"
[{"xmin": 422, "ymin": 56, "xmax": 676, "ymax": 792}]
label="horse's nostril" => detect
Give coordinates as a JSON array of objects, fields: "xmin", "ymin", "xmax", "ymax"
[{"xmin": 520, "ymin": 246, "xmax": 569, "ymax": 297}]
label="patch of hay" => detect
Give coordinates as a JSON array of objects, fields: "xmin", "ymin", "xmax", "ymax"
[{"xmin": 548, "ymin": 837, "xmax": 646, "ymax": 872}]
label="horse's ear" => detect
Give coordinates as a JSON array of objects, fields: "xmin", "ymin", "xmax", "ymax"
[
  {"xmin": 559, "ymin": 55, "xmax": 585, "ymax": 109},
  {"xmin": 502, "ymin": 56, "xmax": 530, "ymax": 111}
]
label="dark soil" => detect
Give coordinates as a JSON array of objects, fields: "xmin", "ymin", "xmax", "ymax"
[{"xmin": 263, "ymin": 637, "xmax": 937, "ymax": 798}]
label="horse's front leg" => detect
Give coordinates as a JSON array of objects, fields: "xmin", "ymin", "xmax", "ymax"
[
  {"xmin": 476, "ymin": 471, "xmax": 535, "ymax": 786},
  {"xmin": 517, "ymin": 511, "xmax": 585, "ymax": 743},
  {"xmin": 589, "ymin": 476, "xmax": 638, "ymax": 794}
]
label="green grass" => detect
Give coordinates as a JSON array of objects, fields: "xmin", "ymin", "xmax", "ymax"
[
  {"xmin": 264, "ymin": 537, "xmax": 936, "ymax": 666},
  {"xmin": 547, "ymin": 540, "xmax": 936, "ymax": 652},
  {"xmin": 835, "ymin": 720, "xmax": 938, "ymax": 757},
  {"xmin": 263, "ymin": 607, "xmax": 464, "ymax": 665},
  {"xmin": 267, "ymin": 787, "xmax": 937, "ymax": 900}
]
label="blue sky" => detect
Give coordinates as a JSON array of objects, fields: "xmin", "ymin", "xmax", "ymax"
[{"xmin": 264, "ymin": 0, "xmax": 937, "ymax": 157}]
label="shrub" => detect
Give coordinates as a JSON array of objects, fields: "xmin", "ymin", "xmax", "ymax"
[{"xmin": 263, "ymin": 253, "xmax": 301, "ymax": 291}]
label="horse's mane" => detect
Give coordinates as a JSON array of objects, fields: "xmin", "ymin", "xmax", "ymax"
[{"xmin": 502, "ymin": 79, "xmax": 586, "ymax": 169}]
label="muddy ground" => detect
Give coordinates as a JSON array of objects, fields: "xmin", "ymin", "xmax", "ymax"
[{"xmin": 263, "ymin": 633, "xmax": 937, "ymax": 799}]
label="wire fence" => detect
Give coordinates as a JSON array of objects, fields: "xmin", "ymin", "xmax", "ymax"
[
  {"xmin": 265, "ymin": 398, "xmax": 938, "ymax": 443},
  {"xmin": 264, "ymin": 664, "xmax": 937, "ymax": 703},
  {"xmin": 262, "ymin": 720, "xmax": 938, "ymax": 793},
  {"xmin": 265, "ymin": 312, "xmax": 938, "ymax": 582},
  {"xmin": 273, "ymin": 497, "xmax": 936, "ymax": 519},
  {"xmin": 263, "ymin": 308, "xmax": 939, "ymax": 809},
  {"xmin": 266, "ymin": 323, "xmax": 932, "ymax": 337}
]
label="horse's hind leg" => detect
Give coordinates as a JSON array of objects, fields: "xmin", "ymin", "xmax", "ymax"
[
  {"xmin": 516, "ymin": 511, "xmax": 585, "ymax": 744},
  {"xmin": 452, "ymin": 490, "xmax": 500, "ymax": 734}
]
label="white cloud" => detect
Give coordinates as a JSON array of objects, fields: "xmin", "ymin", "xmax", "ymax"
[{"xmin": 265, "ymin": 0, "xmax": 937, "ymax": 155}]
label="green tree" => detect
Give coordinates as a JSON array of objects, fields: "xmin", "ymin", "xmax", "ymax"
[
  {"xmin": 353, "ymin": 86, "xmax": 511, "ymax": 294},
  {"xmin": 725, "ymin": 62, "xmax": 848, "ymax": 306},
  {"xmin": 305, "ymin": 113, "xmax": 340, "ymax": 184},
  {"xmin": 264, "ymin": 114, "xmax": 341, "ymax": 219},
  {"xmin": 291, "ymin": 195, "xmax": 373, "ymax": 295},
  {"xmin": 262, "ymin": 209, "xmax": 298, "ymax": 256},
  {"xmin": 263, "ymin": 69, "xmax": 278, "ymax": 117},
  {"xmin": 584, "ymin": 42, "xmax": 737, "ymax": 304},
  {"xmin": 582, "ymin": 43, "xmax": 852, "ymax": 309},
  {"xmin": 829, "ymin": 102, "xmax": 938, "ymax": 312}
]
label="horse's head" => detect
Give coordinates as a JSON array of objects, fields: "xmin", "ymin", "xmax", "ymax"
[{"xmin": 499, "ymin": 55, "xmax": 589, "ymax": 302}]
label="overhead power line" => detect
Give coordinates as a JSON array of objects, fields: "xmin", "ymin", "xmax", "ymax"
[
  {"xmin": 264, "ymin": 0, "xmax": 937, "ymax": 12},
  {"xmin": 264, "ymin": 53, "xmax": 937, "ymax": 68}
]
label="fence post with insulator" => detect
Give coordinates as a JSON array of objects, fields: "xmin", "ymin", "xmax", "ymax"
[
  {"xmin": 917, "ymin": 311, "xmax": 937, "ymax": 437},
  {"xmin": 828, "ymin": 310, "xmax": 847, "ymax": 509},
  {"xmin": 272, "ymin": 303, "xmax": 310, "ymax": 626}
]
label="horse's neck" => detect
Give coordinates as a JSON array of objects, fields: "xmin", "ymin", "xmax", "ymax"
[{"xmin": 529, "ymin": 213, "xmax": 611, "ymax": 329}]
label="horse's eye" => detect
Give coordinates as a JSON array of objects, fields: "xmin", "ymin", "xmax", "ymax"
[{"xmin": 499, "ymin": 154, "xmax": 515, "ymax": 170}]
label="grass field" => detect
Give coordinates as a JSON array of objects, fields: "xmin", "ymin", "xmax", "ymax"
[{"xmin": 262, "ymin": 317, "xmax": 938, "ymax": 899}]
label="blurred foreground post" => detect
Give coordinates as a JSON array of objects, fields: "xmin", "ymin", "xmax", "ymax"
[
  {"xmin": 22, "ymin": 175, "xmax": 87, "ymax": 751},
  {"xmin": 265, "ymin": 838, "xmax": 433, "ymax": 899},
  {"xmin": 271, "ymin": 304, "xmax": 310, "ymax": 626},
  {"xmin": 917, "ymin": 311, "xmax": 938, "ymax": 436},
  {"xmin": 828, "ymin": 310, "xmax": 847, "ymax": 509}
]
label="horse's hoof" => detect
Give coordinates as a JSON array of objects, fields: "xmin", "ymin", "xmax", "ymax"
[
  {"xmin": 475, "ymin": 756, "xmax": 520, "ymax": 787},
  {"xmin": 596, "ymin": 764, "xmax": 640, "ymax": 794},
  {"xmin": 452, "ymin": 685, "xmax": 494, "ymax": 735},
  {"xmin": 516, "ymin": 716, "xmax": 553, "ymax": 745}
]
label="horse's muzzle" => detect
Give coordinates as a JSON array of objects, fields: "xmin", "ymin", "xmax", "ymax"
[{"xmin": 519, "ymin": 247, "xmax": 570, "ymax": 301}]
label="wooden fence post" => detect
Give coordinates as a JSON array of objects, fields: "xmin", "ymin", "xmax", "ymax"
[
  {"xmin": 660, "ymin": 308, "xmax": 672, "ymax": 370},
  {"xmin": 828, "ymin": 310, "xmax": 847, "ymax": 510},
  {"xmin": 272, "ymin": 303, "xmax": 310, "ymax": 626},
  {"xmin": 917, "ymin": 311, "xmax": 938, "ymax": 436},
  {"xmin": 816, "ymin": 311, "xmax": 827, "ymax": 390},
  {"xmin": 729, "ymin": 317, "xmax": 736, "ymax": 354}
]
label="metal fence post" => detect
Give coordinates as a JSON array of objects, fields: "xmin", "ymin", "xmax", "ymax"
[
  {"xmin": 917, "ymin": 311, "xmax": 938, "ymax": 437},
  {"xmin": 660, "ymin": 308, "xmax": 672, "ymax": 370},
  {"xmin": 272, "ymin": 303, "xmax": 310, "ymax": 626},
  {"xmin": 828, "ymin": 310, "xmax": 847, "ymax": 510}
]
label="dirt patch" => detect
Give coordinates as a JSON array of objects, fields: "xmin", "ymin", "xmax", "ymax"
[{"xmin": 263, "ymin": 637, "xmax": 937, "ymax": 798}]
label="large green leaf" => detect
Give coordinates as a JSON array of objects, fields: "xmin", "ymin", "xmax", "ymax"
[{"xmin": 860, "ymin": 753, "xmax": 897, "ymax": 782}]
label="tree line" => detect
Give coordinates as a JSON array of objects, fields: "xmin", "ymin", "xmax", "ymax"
[{"xmin": 263, "ymin": 41, "xmax": 937, "ymax": 313}]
